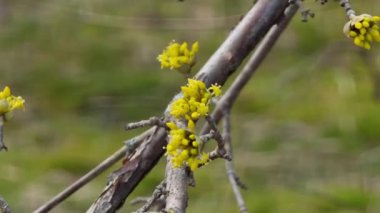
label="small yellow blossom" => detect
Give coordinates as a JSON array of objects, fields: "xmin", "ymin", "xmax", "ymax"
[
  {"xmin": 0, "ymin": 86, "xmax": 25, "ymax": 120},
  {"xmin": 344, "ymin": 14, "xmax": 380, "ymax": 49},
  {"xmin": 157, "ymin": 41, "xmax": 199, "ymax": 73},
  {"xmin": 208, "ymin": 84, "xmax": 222, "ymax": 97}
]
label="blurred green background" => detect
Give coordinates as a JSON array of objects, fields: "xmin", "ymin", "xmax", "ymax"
[{"xmin": 1, "ymin": 0, "xmax": 380, "ymax": 212}]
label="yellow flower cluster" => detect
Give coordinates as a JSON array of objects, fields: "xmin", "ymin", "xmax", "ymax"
[
  {"xmin": 0, "ymin": 86, "xmax": 25, "ymax": 121},
  {"xmin": 344, "ymin": 14, "xmax": 380, "ymax": 50},
  {"xmin": 166, "ymin": 79, "xmax": 221, "ymax": 171},
  {"xmin": 157, "ymin": 41, "xmax": 199, "ymax": 73},
  {"xmin": 166, "ymin": 122, "xmax": 209, "ymax": 171},
  {"xmin": 170, "ymin": 79, "xmax": 221, "ymax": 131}
]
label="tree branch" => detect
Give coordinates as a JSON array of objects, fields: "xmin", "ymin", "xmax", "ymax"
[
  {"xmin": 125, "ymin": 117, "xmax": 166, "ymax": 131},
  {"xmin": 340, "ymin": 0, "xmax": 355, "ymax": 19},
  {"xmin": 0, "ymin": 115, "xmax": 7, "ymax": 152},
  {"xmin": 205, "ymin": 115, "xmax": 230, "ymax": 160},
  {"xmin": 34, "ymin": 130, "xmax": 153, "ymax": 213},
  {"xmin": 163, "ymin": 1, "xmax": 291, "ymax": 212},
  {"xmin": 87, "ymin": 127, "xmax": 167, "ymax": 213},
  {"xmin": 0, "ymin": 194, "xmax": 11, "ymax": 213},
  {"xmin": 164, "ymin": 162, "xmax": 190, "ymax": 213},
  {"xmin": 136, "ymin": 181, "xmax": 166, "ymax": 213},
  {"xmin": 88, "ymin": 1, "xmax": 292, "ymax": 212},
  {"xmin": 223, "ymin": 110, "xmax": 248, "ymax": 213},
  {"xmin": 194, "ymin": 0, "xmax": 289, "ymax": 87}
]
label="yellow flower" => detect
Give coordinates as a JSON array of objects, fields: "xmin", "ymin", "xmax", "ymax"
[
  {"xmin": 0, "ymin": 86, "xmax": 25, "ymax": 118},
  {"xmin": 165, "ymin": 121, "xmax": 208, "ymax": 170},
  {"xmin": 0, "ymin": 86, "xmax": 11, "ymax": 99},
  {"xmin": 157, "ymin": 41, "xmax": 199, "ymax": 74},
  {"xmin": 344, "ymin": 14, "xmax": 380, "ymax": 49},
  {"xmin": 208, "ymin": 84, "xmax": 222, "ymax": 97}
]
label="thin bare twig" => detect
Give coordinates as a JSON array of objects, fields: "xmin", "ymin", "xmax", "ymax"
[
  {"xmin": 130, "ymin": 197, "xmax": 149, "ymax": 206},
  {"xmin": 340, "ymin": 0, "xmax": 355, "ymax": 19},
  {"xmin": 125, "ymin": 117, "xmax": 166, "ymax": 131},
  {"xmin": 34, "ymin": 129, "xmax": 153, "ymax": 213},
  {"xmin": 223, "ymin": 110, "xmax": 248, "ymax": 213},
  {"xmin": 0, "ymin": 115, "xmax": 7, "ymax": 152},
  {"xmin": 136, "ymin": 181, "xmax": 166, "ymax": 213},
  {"xmin": 222, "ymin": 110, "xmax": 232, "ymax": 158},
  {"xmin": 34, "ymin": 147, "xmax": 126, "ymax": 213},
  {"xmin": 205, "ymin": 115, "xmax": 231, "ymax": 160},
  {"xmin": 0, "ymin": 195, "xmax": 11, "ymax": 213},
  {"xmin": 208, "ymin": 148, "xmax": 224, "ymax": 161},
  {"xmin": 199, "ymin": 131, "xmax": 215, "ymax": 143}
]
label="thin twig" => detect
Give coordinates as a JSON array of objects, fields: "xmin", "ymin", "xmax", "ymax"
[
  {"xmin": 208, "ymin": 148, "xmax": 224, "ymax": 161},
  {"xmin": 199, "ymin": 131, "xmax": 215, "ymax": 143},
  {"xmin": 340, "ymin": 0, "xmax": 355, "ymax": 19},
  {"xmin": 130, "ymin": 197, "xmax": 149, "ymax": 206},
  {"xmin": 34, "ymin": 147, "xmax": 126, "ymax": 213},
  {"xmin": 136, "ymin": 181, "xmax": 166, "ymax": 213},
  {"xmin": 34, "ymin": 130, "xmax": 153, "ymax": 213},
  {"xmin": 223, "ymin": 110, "xmax": 248, "ymax": 213},
  {"xmin": 0, "ymin": 115, "xmax": 7, "ymax": 152},
  {"xmin": 205, "ymin": 115, "xmax": 230, "ymax": 160},
  {"xmin": 222, "ymin": 110, "xmax": 232, "ymax": 158},
  {"xmin": 125, "ymin": 117, "xmax": 166, "ymax": 131},
  {"xmin": 0, "ymin": 195, "xmax": 11, "ymax": 213},
  {"xmin": 222, "ymin": 109, "xmax": 246, "ymax": 190}
]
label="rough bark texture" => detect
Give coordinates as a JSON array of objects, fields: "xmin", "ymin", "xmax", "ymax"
[
  {"xmin": 165, "ymin": 162, "xmax": 189, "ymax": 213},
  {"xmin": 87, "ymin": 127, "xmax": 167, "ymax": 213}
]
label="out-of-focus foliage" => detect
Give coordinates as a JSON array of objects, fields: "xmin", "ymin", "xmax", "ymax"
[{"xmin": 1, "ymin": 0, "xmax": 380, "ymax": 212}]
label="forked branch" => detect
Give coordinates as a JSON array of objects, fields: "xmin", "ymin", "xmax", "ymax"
[{"xmin": 87, "ymin": 0, "xmax": 292, "ymax": 212}]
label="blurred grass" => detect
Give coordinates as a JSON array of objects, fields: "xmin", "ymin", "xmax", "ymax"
[{"xmin": 1, "ymin": 0, "xmax": 380, "ymax": 212}]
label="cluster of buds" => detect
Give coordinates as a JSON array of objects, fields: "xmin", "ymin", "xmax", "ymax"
[
  {"xmin": 166, "ymin": 78, "xmax": 221, "ymax": 170},
  {"xmin": 166, "ymin": 122, "xmax": 209, "ymax": 171},
  {"xmin": 0, "ymin": 86, "xmax": 25, "ymax": 121},
  {"xmin": 157, "ymin": 41, "xmax": 199, "ymax": 74},
  {"xmin": 170, "ymin": 79, "xmax": 221, "ymax": 131},
  {"xmin": 343, "ymin": 14, "xmax": 380, "ymax": 50}
]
